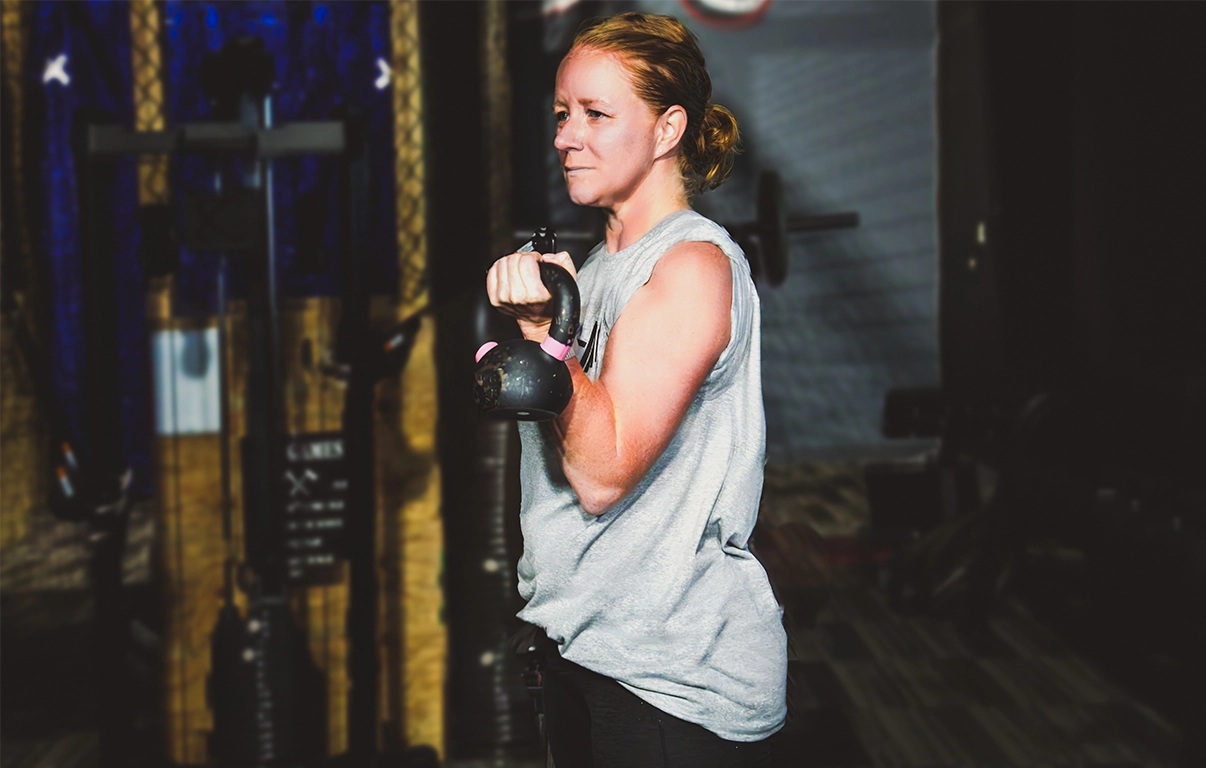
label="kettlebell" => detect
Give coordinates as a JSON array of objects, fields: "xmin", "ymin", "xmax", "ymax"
[{"xmin": 473, "ymin": 228, "xmax": 580, "ymax": 421}]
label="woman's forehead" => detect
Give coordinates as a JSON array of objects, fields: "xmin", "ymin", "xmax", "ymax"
[{"xmin": 555, "ymin": 48, "xmax": 637, "ymax": 99}]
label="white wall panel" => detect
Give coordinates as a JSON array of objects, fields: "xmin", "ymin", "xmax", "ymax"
[{"xmin": 151, "ymin": 328, "xmax": 220, "ymax": 435}]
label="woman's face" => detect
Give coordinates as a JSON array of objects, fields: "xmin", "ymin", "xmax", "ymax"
[{"xmin": 553, "ymin": 49, "xmax": 662, "ymax": 210}]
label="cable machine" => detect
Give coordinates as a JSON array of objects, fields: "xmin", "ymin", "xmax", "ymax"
[{"xmin": 86, "ymin": 37, "xmax": 431, "ymax": 767}]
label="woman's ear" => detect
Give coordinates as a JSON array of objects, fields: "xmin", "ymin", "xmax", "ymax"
[{"xmin": 655, "ymin": 105, "xmax": 688, "ymax": 158}]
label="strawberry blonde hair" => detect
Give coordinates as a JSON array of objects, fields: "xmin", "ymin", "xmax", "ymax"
[{"xmin": 569, "ymin": 12, "xmax": 740, "ymax": 200}]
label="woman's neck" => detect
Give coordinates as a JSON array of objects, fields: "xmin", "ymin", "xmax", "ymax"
[{"xmin": 603, "ymin": 169, "xmax": 690, "ymax": 253}]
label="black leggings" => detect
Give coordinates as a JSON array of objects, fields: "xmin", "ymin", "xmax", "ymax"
[{"xmin": 542, "ymin": 648, "xmax": 779, "ymax": 768}]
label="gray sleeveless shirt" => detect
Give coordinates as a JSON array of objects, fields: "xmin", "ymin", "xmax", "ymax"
[{"xmin": 515, "ymin": 210, "xmax": 787, "ymax": 742}]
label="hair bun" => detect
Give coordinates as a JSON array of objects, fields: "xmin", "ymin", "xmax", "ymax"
[{"xmin": 694, "ymin": 103, "xmax": 741, "ymax": 193}]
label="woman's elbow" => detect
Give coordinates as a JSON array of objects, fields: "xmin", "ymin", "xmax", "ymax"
[
  {"xmin": 564, "ymin": 457, "xmax": 640, "ymax": 516},
  {"xmin": 575, "ymin": 482, "xmax": 627, "ymax": 517}
]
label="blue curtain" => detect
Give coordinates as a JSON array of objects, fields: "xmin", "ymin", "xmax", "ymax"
[
  {"xmin": 163, "ymin": 0, "xmax": 398, "ymax": 314},
  {"xmin": 28, "ymin": 1, "xmax": 399, "ymax": 496},
  {"xmin": 26, "ymin": 1, "xmax": 148, "ymax": 489}
]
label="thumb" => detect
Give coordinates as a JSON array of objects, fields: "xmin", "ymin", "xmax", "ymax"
[{"xmin": 541, "ymin": 250, "xmax": 577, "ymax": 281}]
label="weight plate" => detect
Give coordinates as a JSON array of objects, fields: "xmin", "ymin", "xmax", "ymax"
[{"xmin": 757, "ymin": 171, "xmax": 788, "ymax": 287}]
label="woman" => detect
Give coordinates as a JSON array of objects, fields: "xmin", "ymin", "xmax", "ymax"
[{"xmin": 486, "ymin": 12, "xmax": 786, "ymax": 766}]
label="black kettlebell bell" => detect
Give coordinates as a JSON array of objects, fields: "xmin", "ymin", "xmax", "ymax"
[{"xmin": 474, "ymin": 228, "xmax": 580, "ymax": 421}]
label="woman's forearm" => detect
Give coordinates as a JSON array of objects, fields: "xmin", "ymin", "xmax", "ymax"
[
  {"xmin": 554, "ymin": 359, "xmax": 633, "ymax": 515},
  {"xmin": 517, "ymin": 321, "xmax": 628, "ymax": 513}
]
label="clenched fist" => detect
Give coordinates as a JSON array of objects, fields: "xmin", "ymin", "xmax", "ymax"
[{"xmin": 486, "ymin": 249, "xmax": 577, "ymax": 340}]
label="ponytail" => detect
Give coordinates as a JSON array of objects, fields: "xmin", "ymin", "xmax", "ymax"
[{"xmin": 689, "ymin": 103, "xmax": 741, "ymax": 197}]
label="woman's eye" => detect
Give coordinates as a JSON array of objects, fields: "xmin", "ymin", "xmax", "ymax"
[
  {"xmin": 586, "ymin": 109, "xmax": 605, "ymax": 119},
  {"xmin": 555, "ymin": 111, "xmax": 569, "ymax": 124}
]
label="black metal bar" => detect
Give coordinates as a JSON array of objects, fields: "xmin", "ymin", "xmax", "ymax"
[
  {"xmin": 217, "ymin": 252, "xmax": 236, "ymax": 605},
  {"xmin": 205, "ymin": 42, "xmax": 327, "ymax": 765},
  {"xmin": 339, "ymin": 109, "xmax": 380, "ymax": 761},
  {"xmin": 788, "ymin": 211, "xmax": 860, "ymax": 233},
  {"xmin": 76, "ymin": 113, "xmax": 131, "ymax": 768},
  {"xmin": 78, "ymin": 132, "xmax": 124, "ymax": 485},
  {"xmin": 241, "ymin": 92, "xmax": 286, "ymax": 595}
]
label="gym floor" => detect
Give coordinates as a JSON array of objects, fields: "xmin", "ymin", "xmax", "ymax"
[
  {"xmin": 758, "ymin": 462, "xmax": 1189, "ymax": 768},
  {"xmin": 1, "ymin": 462, "xmax": 1192, "ymax": 768}
]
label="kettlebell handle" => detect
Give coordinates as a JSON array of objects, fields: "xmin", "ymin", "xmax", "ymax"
[
  {"xmin": 539, "ymin": 261, "xmax": 580, "ymax": 360},
  {"xmin": 472, "ymin": 228, "xmax": 581, "ymax": 420}
]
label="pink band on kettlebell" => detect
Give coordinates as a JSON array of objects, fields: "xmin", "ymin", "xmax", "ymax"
[
  {"xmin": 540, "ymin": 336, "xmax": 573, "ymax": 361},
  {"xmin": 475, "ymin": 341, "xmax": 499, "ymax": 363}
]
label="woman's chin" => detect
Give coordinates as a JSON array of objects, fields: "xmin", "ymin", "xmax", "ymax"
[{"xmin": 566, "ymin": 188, "xmax": 601, "ymax": 208}]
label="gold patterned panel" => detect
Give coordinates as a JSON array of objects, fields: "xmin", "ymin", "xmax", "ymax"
[
  {"xmin": 2, "ymin": 0, "xmax": 30, "ymax": 260},
  {"xmin": 127, "ymin": 4, "xmax": 211, "ymax": 762},
  {"xmin": 372, "ymin": 305, "xmax": 444, "ymax": 756},
  {"xmin": 2, "ymin": 0, "xmax": 32, "ymax": 269},
  {"xmin": 278, "ymin": 296, "xmax": 351, "ymax": 756},
  {"xmin": 0, "ymin": 313, "xmax": 43, "ymax": 548},
  {"xmin": 129, "ymin": 0, "xmax": 168, "ymax": 206},
  {"xmin": 388, "ymin": 0, "xmax": 445, "ymax": 756},
  {"xmin": 1, "ymin": 0, "xmax": 43, "ymax": 550},
  {"xmin": 152, "ymin": 404, "xmax": 227, "ymax": 766},
  {"xmin": 391, "ymin": 0, "xmax": 429, "ymax": 319}
]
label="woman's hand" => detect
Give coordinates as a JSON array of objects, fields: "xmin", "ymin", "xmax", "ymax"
[{"xmin": 486, "ymin": 249, "xmax": 577, "ymax": 340}]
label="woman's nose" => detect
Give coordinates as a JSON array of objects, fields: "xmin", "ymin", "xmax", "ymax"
[{"xmin": 553, "ymin": 119, "xmax": 580, "ymax": 151}]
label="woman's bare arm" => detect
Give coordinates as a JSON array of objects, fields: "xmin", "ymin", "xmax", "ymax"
[{"xmin": 552, "ymin": 240, "xmax": 732, "ymax": 514}]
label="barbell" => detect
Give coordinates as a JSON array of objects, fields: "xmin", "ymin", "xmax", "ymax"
[
  {"xmin": 518, "ymin": 170, "xmax": 859, "ymax": 287},
  {"xmin": 730, "ymin": 170, "xmax": 860, "ymax": 287}
]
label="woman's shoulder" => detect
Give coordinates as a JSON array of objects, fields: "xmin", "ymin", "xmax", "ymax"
[
  {"xmin": 662, "ymin": 209, "xmax": 730, "ymax": 239},
  {"xmin": 626, "ymin": 210, "xmax": 732, "ymax": 262},
  {"xmin": 648, "ymin": 242, "xmax": 733, "ymax": 308},
  {"xmin": 656, "ymin": 211, "xmax": 747, "ymax": 273}
]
